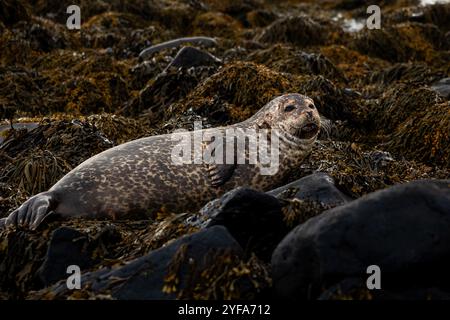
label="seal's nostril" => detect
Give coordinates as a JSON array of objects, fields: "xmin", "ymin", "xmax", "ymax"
[{"xmin": 309, "ymin": 103, "xmax": 316, "ymax": 109}]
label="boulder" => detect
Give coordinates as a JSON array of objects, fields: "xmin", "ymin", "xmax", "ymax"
[
  {"xmin": 204, "ymin": 188, "xmax": 286, "ymax": 261},
  {"xmin": 36, "ymin": 227, "xmax": 93, "ymax": 287},
  {"xmin": 48, "ymin": 226, "xmax": 243, "ymax": 299},
  {"xmin": 267, "ymin": 172, "xmax": 352, "ymax": 207},
  {"xmin": 165, "ymin": 46, "xmax": 221, "ymax": 71},
  {"xmin": 272, "ymin": 180, "xmax": 450, "ymax": 300}
]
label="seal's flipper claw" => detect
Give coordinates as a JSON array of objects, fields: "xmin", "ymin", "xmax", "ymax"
[
  {"xmin": 30, "ymin": 209, "xmax": 54, "ymax": 231},
  {"xmin": 5, "ymin": 208, "xmax": 20, "ymax": 227},
  {"xmin": 6, "ymin": 192, "xmax": 55, "ymax": 230},
  {"xmin": 28, "ymin": 193, "xmax": 55, "ymax": 229},
  {"xmin": 17, "ymin": 201, "xmax": 31, "ymax": 226},
  {"xmin": 207, "ymin": 163, "xmax": 236, "ymax": 187},
  {"xmin": 0, "ymin": 218, "xmax": 6, "ymax": 230}
]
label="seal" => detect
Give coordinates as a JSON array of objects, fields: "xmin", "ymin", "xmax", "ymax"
[{"xmin": 1, "ymin": 93, "xmax": 320, "ymax": 230}]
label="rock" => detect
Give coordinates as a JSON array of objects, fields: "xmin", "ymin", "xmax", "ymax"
[
  {"xmin": 431, "ymin": 78, "xmax": 450, "ymax": 99},
  {"xmin": 255, "ymin": 15, "xmax": 328, "ymax": 47},
  {"xmin": 135, "ymin": 65, "xmax": 217, "ymax": 121},
  {"xmin": 267, "ymin": 172, "xmax": 352, "ymax": 207},
  {"xmin": 167, "ymin": 61, "xmax": 292, "ymax": 125},
  {"xmin": 272, "ymin": 180, "xmax": 450, "ymax": 300},
  {"xmin": 367, "ymin": 150, "xmax": 395, "ymax": 169},
  {"xmin": 198, "ymin": 187, "xmax": 286, "ymax": 261},
  {"xmin": 0, "ymin": 122, "xmax": 39, "ymax": 144},
  {"xmin": 165, "ymin": 46, "xmax": 221, "ymax": 71},
  {"xmin": 36, "ymin": 227, "xmax": 93, "ymax": 287},
  {"xmin": 47, "ymin": 226, "xmax": 243, "ymax": 299}
]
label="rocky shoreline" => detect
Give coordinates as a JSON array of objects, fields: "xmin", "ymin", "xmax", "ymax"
[{"xmin": 0, "ymin": 0, "xmax": 449, "ymax": 300}]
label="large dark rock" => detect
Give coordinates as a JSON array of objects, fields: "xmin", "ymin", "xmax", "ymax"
[
  {"xmin": 197, "ymin": 187, "xmax": 286, "ymax": 261},
  {"xmin": 267, "ymin": 172, "xmax": 352, "ymax": 207},
  {"xmin": 48, "ymin": 226, "xmax": 243, "ymax": 299},
  {"xmin": 36, "ymin": 227, "xmax": 93, "ymax": 287},
  {"xmin": 272, "ymin": 180, "xmax": 450, "ymax": 300}
]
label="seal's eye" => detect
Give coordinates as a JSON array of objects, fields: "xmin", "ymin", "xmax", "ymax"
[{"xmin": 284, "ymin": 104, "xmax": 296, "ymax": 112}]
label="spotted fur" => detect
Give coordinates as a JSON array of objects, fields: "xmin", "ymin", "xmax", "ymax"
[{"xmin": 2, "ymin": 93, "xmax": 320, "ymax": 230}]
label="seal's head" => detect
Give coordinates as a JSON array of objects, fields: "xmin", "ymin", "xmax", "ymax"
[{"xmin": 250, "ymin": 93, "xmax": 321, "ymax": 142}]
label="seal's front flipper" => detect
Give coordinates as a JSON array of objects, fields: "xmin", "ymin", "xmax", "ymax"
[
  {"xmin": 0, "ymin": 218, "xmax": 6, "ymax": 230},
  {"xmin": 207, "ymin": 163, "xmax": 236, "ymax": 187},
  {"xmin": 5, "ymin": 192, "xmax": 56, "ymax": 230}
]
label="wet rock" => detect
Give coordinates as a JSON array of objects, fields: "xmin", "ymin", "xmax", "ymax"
[
  {"xmin": 200, "ymin": 187, "xmax": 286, "ymax": 261},
  {"xmin": 165, "ymin": 46, "xmax": 221, "ymax": 71},
  {"xmin": 43, "ymin": 226, "xmax": 250, "ymax": 299},
  {"xmin": 431, "ymin": 78, "xmax": 450, "ymax": 99},
  {"xmin": 255, "ymin": 15, "xmax": 328, "ymax": 47},
  {"xmin": 272, "ymin": 180, "xmax": 450, "ymax": 300},
  {"xmin": 268, "ymin": 172, "xmax": 352, "ymax": 207},
  {"xmin": 36, "ymin": 227, "xmax": 92, "ymax": 287}
]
